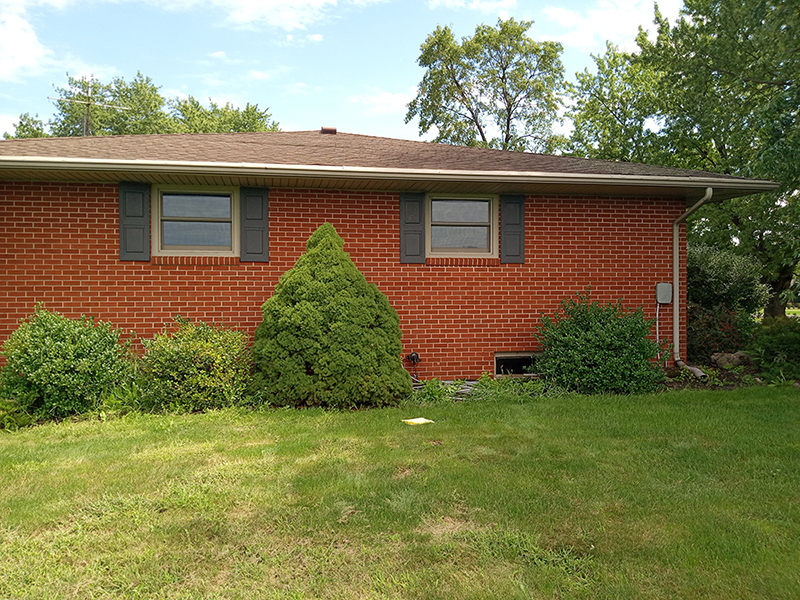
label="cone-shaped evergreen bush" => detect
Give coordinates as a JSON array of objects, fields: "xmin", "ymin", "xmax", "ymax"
[{"xmin": 251, "ymin": 223, "xmax": 412, "ymax": 408}]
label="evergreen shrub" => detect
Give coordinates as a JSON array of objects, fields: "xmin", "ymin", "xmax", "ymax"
[
  {"xmin": 251, "ymin": 223, "xmax": 412, "ymax": 409},
  {"xmin": 749, "ymin": 317, "xmax": 800, "ymax": 382},
  {"xmin": 0, "ymin": 306, "xmax": 130, "ymax": 420},
  {"xmin": 140, "ymin": 316, "xmax": 251, "ymax": 412},
  {"xmin": 535, "ymin": 291, "xmax": 664, "ymax": 395}
]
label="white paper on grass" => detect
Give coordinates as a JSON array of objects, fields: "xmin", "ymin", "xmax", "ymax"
[{"xmin": 402, "ymin": 417, "xmax": 434, "ymax": 425}]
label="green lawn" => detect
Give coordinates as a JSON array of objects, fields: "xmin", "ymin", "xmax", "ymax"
[{"xmin": 1, "ymin": 387, "xmax": 799, "ymax": 599}]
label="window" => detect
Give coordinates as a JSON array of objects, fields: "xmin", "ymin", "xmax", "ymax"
[
  {"xmin": 119, "ymin": 183, "xmax": 269, "ymax": 262},
  {"xmin": 495, "ymin": 352, "xmax": 538, "ymax": 377},
  {"xmin": 152, "ymin": 186, "xmax": 239, "ymax": 257},
  {"xmin": 427, "ymin": 195, "xmax": 499, "ymax": 258},
  {"xmin": 399, "ymin": 193, "xmax": 524, "ymax": 264}
]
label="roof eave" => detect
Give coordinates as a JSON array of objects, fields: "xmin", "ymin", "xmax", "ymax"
[{"xmin": 0, "ymin": 156, "xmax": 780, "ymax": 198}]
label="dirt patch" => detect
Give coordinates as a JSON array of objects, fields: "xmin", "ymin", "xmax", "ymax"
[
  {"xmin": 661, "ymin": 364, "xmax": 763, "ymax": 391},
  {"xmin": 415, "ymin": 515, "xmax": 485, "ymax": 537}
]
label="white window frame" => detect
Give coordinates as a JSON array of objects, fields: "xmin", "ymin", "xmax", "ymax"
[
  {"xmin": 151, "ymin": 185, "xmax": 240, "ymax": 257},
  {"xmin": 426, "ymin": 194, "xmax": 499, "ymax": 259}
]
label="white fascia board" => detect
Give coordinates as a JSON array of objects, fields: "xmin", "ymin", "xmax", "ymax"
[{"xmin": 0, "ymin": 155, "xmax": 780, "ymax": 192}]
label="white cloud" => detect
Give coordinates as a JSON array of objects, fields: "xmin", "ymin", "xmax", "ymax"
[
  {"xmin": 307, "ymin": 33, "xmax": 323, "ymax": 42},
  {"xmin": 0, "ymin": 112, "xmax": 20, "ymax": 137},
  {"xmin": 427, "ymin": 0, "xmax": 516, "ymax": 11},
  {"xmin": 248, "ymin": 65, "xmax": 292, "ymax": 80},
  {"xmin": 0, "ymin": 7, "xmax": 53, "ymax": 81},
  {"xmin": 543, "ymin": 0, "xmax": 682, "ymax": 53},
  {"xmin": 147, "ymin": 0, "xmax": 339, "ymax": 30},
  {"xmin": 210, "ymin": 50, "xmax": 227, "ymax": 58},
  {"xmin": 287, "ymin": 82, "xmax": 313, "ymax": 94},
  {"xmin": 349, "ymin": 89, "xmax": 415, "ymax": 116}
]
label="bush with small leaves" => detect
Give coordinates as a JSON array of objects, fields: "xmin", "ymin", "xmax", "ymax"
[
  {"xmin": 251, "ymin": 223, "xmax": 412, "ymax": 409},
  {"xmin": 139, "ymin": 317, "xmax": 251, "ymax": 412},
  {"xmin": 535, "ymin": 291, "xmax": 665, "ymax": 395},
  {"xmin": 0, "ymin": 306, "xmax": 130, "ymax": 421},
  {"xmin": 686, "ymin": 301, "xmax": 758, "ymax": 363},
  {"xmin": 686, "ymin": 245, "xmax": 768, "ymax": 361},
  {"xmin": 748, "ymin": 317, "xmax": 800, "ymax": 382},
  {"xmin": 687, "ymin": 245, "xmax": 769, "ymax": 314}
]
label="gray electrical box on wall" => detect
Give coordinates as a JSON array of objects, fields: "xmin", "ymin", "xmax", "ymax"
[{"xmin": 656, "ymin": 282, "xmax": 673, "ymax": 304}]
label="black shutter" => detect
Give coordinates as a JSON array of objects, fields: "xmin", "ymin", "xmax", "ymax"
[
  {"xmin": 240, "ymin": 187, "xmax": 269, "ymax": 262},
  {"xmin": 119, "ymin": 182, "xmax": 150, "ymax": 261},
  {"xmin": 500, "ymin": 194, "xmax": 525, "ymax": 264},
  {"xmin": 400, "ymin": 192, "xmax": 425, "ymax": 264}
]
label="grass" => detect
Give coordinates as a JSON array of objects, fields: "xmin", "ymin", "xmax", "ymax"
[{"xmin": 1, "ymin": 387, "xmax": 799, "ymax": 599}]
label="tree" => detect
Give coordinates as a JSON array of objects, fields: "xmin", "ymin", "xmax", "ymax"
[
  {"xmin": 566, "ymin": 43, "xmax": 665, "ymax": 163},
  {"xmin": 169, "ymin": 97, "xmax": 278, "ymax": 134},
  {"xmin": 5, "ymin": 113, "xmax": 48, "ymax": 139},
  {"xmin": 251, "ymin": 223, "xmax": 412, "ymax": 409},
  {"xmin": 640, "ymin": 0, "xmax": 800, "ymax": 317},
  {"xmin": 4, "ymin": 72, "xmax": 279, "ymax": 138},
  {"xmin": 567, "ymin": 1, "xmax": 800, "ymax": 316},
  {"xmin": 406, "ymin": 18, "xmax": 565, "ymax": 153}
]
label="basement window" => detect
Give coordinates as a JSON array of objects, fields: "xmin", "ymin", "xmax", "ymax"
[{"xmin": 494, "ymin": 352, "xmax": 538, "ymax": 377}]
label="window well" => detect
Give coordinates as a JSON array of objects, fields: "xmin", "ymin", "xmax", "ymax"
[{"xmin": 494, "ymin": 352, "xmax": 538, "ymax": 376}]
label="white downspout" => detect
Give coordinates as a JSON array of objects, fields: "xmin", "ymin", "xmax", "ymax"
[{"xmin": 672, "ymin": 187, "xmax": 713, "ymax": 376}]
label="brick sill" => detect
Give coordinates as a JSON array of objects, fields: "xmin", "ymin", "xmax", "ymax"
[
  {"xmin": 426, "ymin": 257, "xmax": 502, "ymax": 267},
  {"xmin": 151, "ymin": 256, "xmax": 240, "ymax": 266}
]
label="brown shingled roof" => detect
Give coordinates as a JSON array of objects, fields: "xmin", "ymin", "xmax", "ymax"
[{"xmin": 0, "ymin": 130, "xmax": 778, "ymax": 201}]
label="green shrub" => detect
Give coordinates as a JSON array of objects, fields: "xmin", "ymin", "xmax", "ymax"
[
  {"xmin": 686, "ymin": 245, "xmax": 768, "ymax": 361},
  {"xmin": 534, "ymin": 291, "xmax": 664, "ymax": 395},
  {"xmin": 748, "ymin": 317, "xmax": 800, "ymax": 382},
  {"xmin": 687, "ymin": 245, "xmax": 769, "ymax": 313},
  {"xmin": 251, "ymin": 223, "xmax": 412, "ymax": 409},
  {"xmin": 686, "ymin": 301, "xmax": 757, "ymax": 363},
  {"xmin": 140, "ymin": 317, "xmax": 251, "ymax": 412},
  {"xmin": 0, "ymin": 306, "xmax": 130, "ymax": 420}
]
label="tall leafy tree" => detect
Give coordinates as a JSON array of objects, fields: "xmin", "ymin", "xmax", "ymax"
[
  {"xmin": 4, "ymin": 72, "xmax": 279, "ymax": 138},
  {"xmin": 169, "ymin": 97, "xmax": 278, "ymax": 134},
  {"xmin": 566, "ymin": 43, "xmax": 664, "ymax": 163},
  {"xmin": 406, "ymin": 18, "xmax": 565, "ymax": 153},
  {"xmin": 568, "ymin": 1, "xmax": 799, "ymax": 316},
  {"xmin": 5, "ymin": 113, "xmax": 48, "ymax": 139}
]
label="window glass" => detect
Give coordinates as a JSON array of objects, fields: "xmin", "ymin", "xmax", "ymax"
[
  {"xmin": 159, "ymin": 192, "xmax": 233, "ymax": 251},
  {"xmin": 163, "ymin": 194, "xmax": 231, "ymax": 218},
  {"xmin": 429, "ymin": 197, "xmax": 494, "ymax": 254},
  {"xmin": 431, "ymin": 199, "xmax": 489, "ymax": 223},
  {"xmin": 431, "ymin": 226, "xmax": 489, "ymax": 250},
  {"xmin": 162, "ymin": 222, "xmax": 232, "ymax": 247}
]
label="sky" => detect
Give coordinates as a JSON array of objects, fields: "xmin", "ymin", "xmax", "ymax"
[{"xmin": 0, "ymin": 0, "xmax": 683, "ymax": 141}]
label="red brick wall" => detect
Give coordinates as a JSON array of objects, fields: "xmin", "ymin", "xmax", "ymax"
[{"xmin": 0, "ymin": 181, "xmax": 687, "ymax": 379}]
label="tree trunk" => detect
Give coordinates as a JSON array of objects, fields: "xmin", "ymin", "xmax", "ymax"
[
  {"xmin": 764, "ymin": 293, "xmax": 787, "ymax": 318},
  {"xmin": 763, "ymin": 262, "xmax": 796, "ymax": 318}
]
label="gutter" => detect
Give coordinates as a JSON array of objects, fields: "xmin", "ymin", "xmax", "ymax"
[
  {"xmin": 0, "ymin": 156, "xmax": 780, "ymax": 193},
  {"xmin": 672, "ymin": 187, "xmax": 713, "ymax": 377}
]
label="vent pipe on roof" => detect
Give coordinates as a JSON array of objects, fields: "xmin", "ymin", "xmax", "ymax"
[
  {"xmin": 672, "ymin": 187, "xmax": 713, "ymax": 378},
  {"xmin": 320, "ymin": 127, "xmax": 337, "ymax": 135}
]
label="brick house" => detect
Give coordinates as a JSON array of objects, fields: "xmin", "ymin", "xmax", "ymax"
[{"xmin": 0, "ymin": 130, "xmax": 777, "ymax": 379}]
